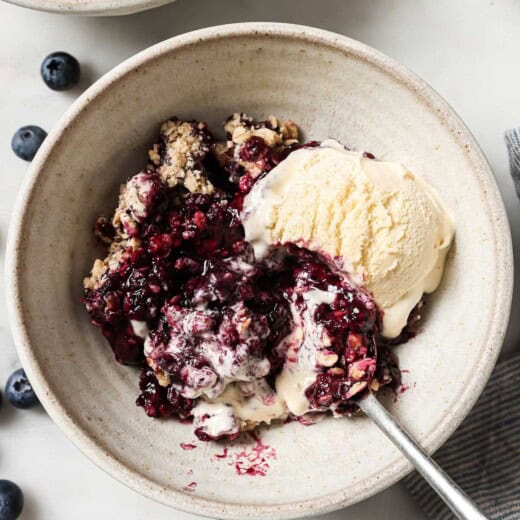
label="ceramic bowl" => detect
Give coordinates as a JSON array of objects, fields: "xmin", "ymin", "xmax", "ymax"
[
  {"xmin": 3, "ymin": 0, "xmax": 174, "ymax": 16},
  {"xmin": 6, "ymin": 23, "xmax": 513, "ymax": 519}
]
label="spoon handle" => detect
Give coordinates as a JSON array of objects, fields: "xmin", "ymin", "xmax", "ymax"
[{"xmin": 358, "ymin": 392, "xmax": 488, "ymax": 520}]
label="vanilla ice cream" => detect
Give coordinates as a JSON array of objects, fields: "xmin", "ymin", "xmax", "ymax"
[{"xmin": 242, "ymin": 140, "xmax": 455, "ymax": 337}]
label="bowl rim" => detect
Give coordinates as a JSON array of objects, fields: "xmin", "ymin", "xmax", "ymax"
[
  {"xmin": 5, "ymin": 22, "xmax": 513, "ymax": 519},
  {"xmin": 2, "ymin": 0, "xmax": 174, "ymax": 16}
]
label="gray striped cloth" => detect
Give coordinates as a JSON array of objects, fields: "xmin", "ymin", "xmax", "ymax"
[
  {"xmin": 403, "ymin": 130, "xmax": 520, "ymax": 519},
  {"xmin": 506, "ymin": 129, "xmax": 520, "ymax": 198}
]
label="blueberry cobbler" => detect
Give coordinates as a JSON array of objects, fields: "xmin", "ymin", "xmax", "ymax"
[{"xmin": 83, "ymin": 113, "xmax": 454, "ymax": 441}]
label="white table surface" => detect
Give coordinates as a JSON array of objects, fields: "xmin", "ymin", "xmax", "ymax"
[{"xmin": 1, "ymin": 0, "xmax": 519, "ymax": 518}]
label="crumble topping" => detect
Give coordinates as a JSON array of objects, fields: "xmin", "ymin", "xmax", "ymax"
[
  {"xmin": 83, "ymin": 234, "xmax": 141, "ymax": 291},
  {"xmin": 148, "ymin": 119, "xmax": 214, "ymax": 194},
  {"xmin": 224, "ymin": 112, "xmax": 299, "ymax": 148},
  {"xmin": 215, "ymin": 112, "xmax": 300, "ymax": 181}
]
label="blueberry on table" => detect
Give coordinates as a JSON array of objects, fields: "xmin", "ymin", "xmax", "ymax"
[
  {"xmin": 11, "ymin": 126, "xmax": 47, "ymax": 161},
  {"xmin": 5, "ymin": 369, "xmax": 39, "ymax": 409},
  {"xmin": 0, "ymin": 480, "xmax": 23, "ymax": 520},
  {"xmin": 40, "ymin": 51, "xmax": 80, "ymax": 91}
]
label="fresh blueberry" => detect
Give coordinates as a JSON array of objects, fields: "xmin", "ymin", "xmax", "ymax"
[
  {"xmin": 40, "ymin": 51, "xmax": 80, "ymax": 91},
  {"xmin": 11, "ymin": 126, "xmax": 47, "ymax": 161},
  {"xmin": 5, "ymin": 369, "xmax": 39, "ymax": 409},
  {"xmin": 0, "ymin": 480, "xmax": 23, "ymax": 520}
]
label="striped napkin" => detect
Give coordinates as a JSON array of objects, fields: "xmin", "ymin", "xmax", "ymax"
[
  {"xmin": 403, "ymin": 131, "xmax": 520, "ymax": 519},
  {"xmin": 506, "ymin": 129, "xmax": 520, "ymax": 198}
]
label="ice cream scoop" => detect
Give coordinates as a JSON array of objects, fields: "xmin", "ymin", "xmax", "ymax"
[{"xmin": 242, "ymin": 140, "xmax": 455, "ymax": 337}]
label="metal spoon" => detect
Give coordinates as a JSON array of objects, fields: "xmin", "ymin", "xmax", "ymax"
[{"xmin": 357, "ymin": 392, "xmax": 488, "ymax": 520}]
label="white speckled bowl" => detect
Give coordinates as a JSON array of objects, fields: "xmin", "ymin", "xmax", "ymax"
[
  {"xmin": 4, "ymin": 0, "xmax": 174, "ymax": 16},
  {"xmin": 6, "ymin": 23, "xmax": 513, "ymax": 519}
]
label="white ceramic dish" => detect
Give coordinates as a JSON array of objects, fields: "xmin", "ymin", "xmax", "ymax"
[
  {"xmin": 3, "ymin": 0, "xmax": 174, "ymax": 16},
  {"xmin": 6, "ymin": 23, "xmax": 513, "ymax": 519}
]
